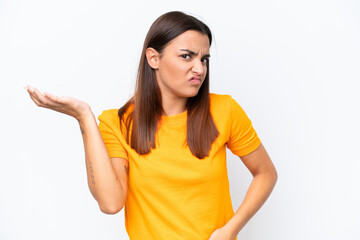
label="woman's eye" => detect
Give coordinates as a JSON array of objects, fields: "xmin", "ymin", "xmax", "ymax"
[
  {"xmin": 201, "ymin": 58, "xmax": 209, "ymax": 63},
  {"xmin": 181, "ymin": 54, "xmax": 191, "ymax": 59}
]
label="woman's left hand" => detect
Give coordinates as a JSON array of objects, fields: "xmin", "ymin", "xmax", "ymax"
[{"xmin": 208, "ymin": 227, "xmax": 234, "ymax": 240}]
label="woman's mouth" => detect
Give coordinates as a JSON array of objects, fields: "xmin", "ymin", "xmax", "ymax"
[{"xmin": 189, "ymin": 77, "xmax": 201, "ymax": 84}]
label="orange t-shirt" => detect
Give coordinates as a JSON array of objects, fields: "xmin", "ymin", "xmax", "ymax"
[{"xmin": 98, "ymin": 93, "xmax": 261, "ymax": 240}]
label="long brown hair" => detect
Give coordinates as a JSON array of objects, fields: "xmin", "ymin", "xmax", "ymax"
[{"xmin": 118, "ymin": 11, "xmax": 219, "ymax": 159}]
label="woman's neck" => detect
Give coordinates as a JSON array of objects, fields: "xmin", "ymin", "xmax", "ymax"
[{"xmin": 161, "ymin": 94, "xmax": 187, "ymax": 116}]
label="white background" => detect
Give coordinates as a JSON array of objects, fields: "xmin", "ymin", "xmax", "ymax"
[{"xmin": 1, "ymin": 0, "xmax": 359, "ymax": 239}]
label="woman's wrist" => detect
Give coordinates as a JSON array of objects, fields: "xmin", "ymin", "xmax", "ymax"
[
  {"xmin": 222, "ymin": 218, "xmax": 240, "ymax": 240},
  {"xmin": 76, "ymin": 105, "xmax": 94, "ymax": 123}
]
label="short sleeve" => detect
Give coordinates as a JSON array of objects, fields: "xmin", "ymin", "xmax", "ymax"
[
  {"xmin": 227, "ymin": 96, "xmax": 261, "ymax": 156},
  {"xmin": 98, "ymin": 110, "xmax": 128, "ymax": 160}
]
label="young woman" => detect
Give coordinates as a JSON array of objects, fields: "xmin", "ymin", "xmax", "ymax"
[{"xmin": 25, "ymin": 11, "xmax": 277, "ymax": 240}]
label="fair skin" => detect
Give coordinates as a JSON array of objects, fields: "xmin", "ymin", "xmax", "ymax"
[
  {"xmin": 25, "ymin": 30, "xmax": 277, "ymax": 240},
  {"xmin": 145, "ymin": 30, "xmax": 209, "ymax": 116},
  {"xmin": 25, "ymin": 88, "xmax": 128, "ymax": 214}
]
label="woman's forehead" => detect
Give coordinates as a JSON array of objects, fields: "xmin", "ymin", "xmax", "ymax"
[{"xmin": 165, "ymin": 30, "xmax": 210, "ymax": 53}]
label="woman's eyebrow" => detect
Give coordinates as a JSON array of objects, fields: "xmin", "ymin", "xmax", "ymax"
[{"xmin": 180, "ymin": 49, "xmax": 210, "ymax": 58}]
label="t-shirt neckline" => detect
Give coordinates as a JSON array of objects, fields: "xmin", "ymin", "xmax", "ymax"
[{"xmin": 161, "ymin": 110, "xmax": 187, "ymax": 126}]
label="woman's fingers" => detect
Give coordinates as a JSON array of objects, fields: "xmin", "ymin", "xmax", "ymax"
[
  {"xmin": 28, "ymin": 92, "xmax": 42, "ymax": 107},
  {"xmin": 24, "ymin": 85, "xmax": 34, "ymax": 93},
  {"xmin": 25, "ymin": 85, "xmax": 58, "ymax": 108},
  {"xmin": 25, "ymin": 85, "xmax": 92, "ymax": 121},
  {"xmin": 31, "ymin": 88, "xmax": 50, "ymax": 107},
  {"xmin": 25, "ymin": 85, "xmax": 42, "ymax": 106}
]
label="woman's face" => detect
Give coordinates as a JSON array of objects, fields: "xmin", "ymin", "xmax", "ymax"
[{"xmin": 152, "ymin": 30, "xmax": 210, "ymax": 100}]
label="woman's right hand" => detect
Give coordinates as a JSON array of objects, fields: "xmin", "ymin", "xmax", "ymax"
[
  {"xmin": 25, "ymin": 85, "xmax": 92, "ymax": 122},
  {"xmin": 25, "ymin": 85, "xmax": 127, "ymax": 213}
]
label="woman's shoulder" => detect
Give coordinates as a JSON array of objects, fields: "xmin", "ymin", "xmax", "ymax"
[
  {"xmin": 98, "ymin": 103, "xmax": 134, "ymax": 128},
  {"xmin": 209, "ymin": 92, "xmax": 232, "ymax": 100},
  {"xmin": 99, "ymin": 103, "xmax": 134, "ymax": 119},
  {"xmin": 99, "ymin": 108, "xmax": 118, "ymax": 115},
  {"xmin": 209, "ymin": 93, "xmax": 233, "ymax": 109},
  {"xmin": 209, "ymin": 93, "xmax": 235, "ymax": 123},
  {"xmin": 98, "ymin": 109, "xmax": 120, "ymax": 126}
]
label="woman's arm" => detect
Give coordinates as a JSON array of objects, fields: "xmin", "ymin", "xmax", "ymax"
[
  {"xmin": 79, "ymin": 112, "xmax": 128, "ymax": 214},
  {"xmin": 25, "ymin": 86, "xmax": 128, "ymax": 214},
  {"xmin": 209, "ymin": 143, "xmax": 277, "ymax": 240}
]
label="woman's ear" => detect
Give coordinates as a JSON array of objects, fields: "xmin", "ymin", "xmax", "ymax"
[{"xmin": 145, "ymin": 48, "xmax": 160, "ymax": 69}]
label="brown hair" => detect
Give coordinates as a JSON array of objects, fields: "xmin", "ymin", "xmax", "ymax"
[{"xmin": 118, "ymin": 11, "xmax": 218, "ymax": 159}]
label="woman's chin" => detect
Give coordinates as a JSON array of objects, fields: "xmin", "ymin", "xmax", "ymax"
[{"xmin": 182, "ymin": 90, "xmax": 201, "ymax": 98}]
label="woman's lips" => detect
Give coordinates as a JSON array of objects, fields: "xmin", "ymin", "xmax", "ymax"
[{"xmin": 189, "ymin": 77, "xmax": 201, "ymax": 84}]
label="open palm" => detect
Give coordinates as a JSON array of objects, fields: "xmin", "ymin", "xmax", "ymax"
[{"xmin": 25, "ymin": 85, "xmax": 91, "ymax": 121}]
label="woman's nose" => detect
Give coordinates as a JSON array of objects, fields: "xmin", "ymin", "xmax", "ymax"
[{"xmin": 192, "ymin": 60, "xmax": 206, "ymax": 75}]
